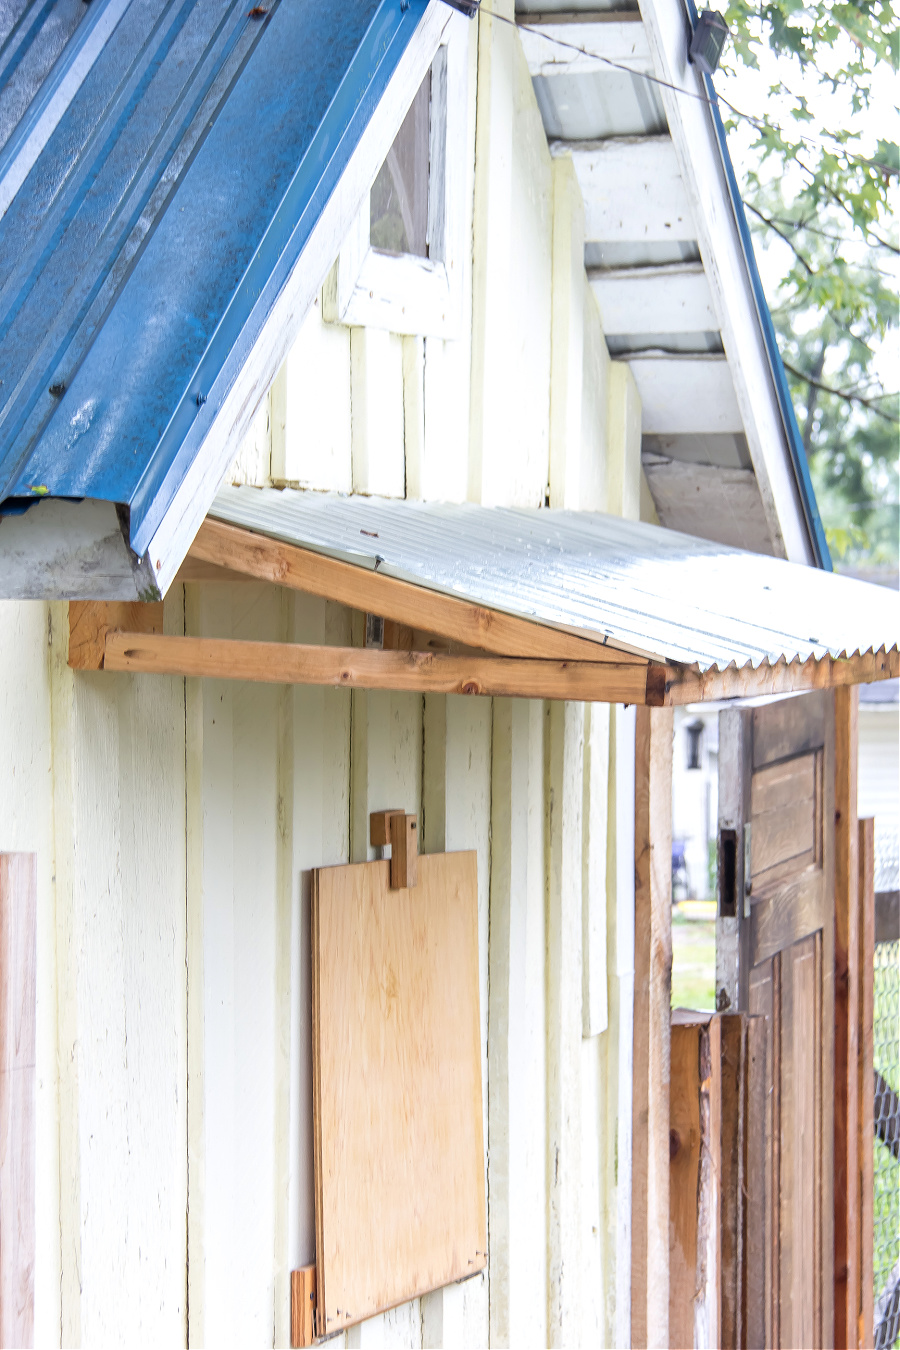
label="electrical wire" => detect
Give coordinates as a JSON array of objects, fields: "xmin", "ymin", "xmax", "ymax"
[{"xmin": 478, "ymin": 7, "xmax": 899, "ymax": 184}]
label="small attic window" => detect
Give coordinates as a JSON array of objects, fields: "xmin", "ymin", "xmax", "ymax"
[
  {"xmin": 370, "ymin": 69, "xmax": 432, "ymax": 259},
  {"xmin": 324, "ymin": 12, "xmax": 467, "ymax": 338}
]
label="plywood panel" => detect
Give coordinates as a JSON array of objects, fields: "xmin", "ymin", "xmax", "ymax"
[{"xmin": 312, "ymin": 851, "xmax": 485, "ymax": 1336}]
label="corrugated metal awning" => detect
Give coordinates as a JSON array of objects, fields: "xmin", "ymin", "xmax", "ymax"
[{"xmin": 208, "ymin": 486, "xmax": 898, "ymax": 683}]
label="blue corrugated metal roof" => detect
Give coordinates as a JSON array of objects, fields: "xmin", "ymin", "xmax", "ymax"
[{"xmin": 0, "ymin": 0, "xmax": 432, "ymax": 558}]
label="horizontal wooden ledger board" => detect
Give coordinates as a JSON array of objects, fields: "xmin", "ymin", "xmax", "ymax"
[
  {"xmin": 311, "ymin": 852, "xmax": 486, "ymax": 1334},
  {"xmin": 103, "ymin": 631, "xmax": 653, "ymax": 702}
]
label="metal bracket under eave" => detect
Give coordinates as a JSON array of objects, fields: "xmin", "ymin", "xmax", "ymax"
[{"xmin": 370, "ymin": 811, "xmax": 418, "ymax": 889}]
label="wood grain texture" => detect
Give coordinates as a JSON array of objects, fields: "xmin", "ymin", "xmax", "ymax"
[
  {"xmin": 663, "ymin": 649, "xmax": 898, "ymax": 705},
  {"xmin": 834, "ymin": 684, "xmax": 859, "ymax": 1349},
  {"xmin": 750, "ymin": 868, "xmax": 825, "ymax": 966},
  {"xmin": 0, "ymin": 854, "xmax": 36, "ymax": 1350},
  {"xmin": 632, "ymin": 705, "xmax": 673, "ymax": 1350},
  {"xmin": 669, "ymin": 1019, "xmax": 706, "ymax": 1350},
  {"xmin": 389, "ymin": 813, "xmax": 418, "ymax": 889},
  {"xmin": 718, "ymin": 1015, "xmax": 745, "ymax": 1350},
  {"xmin": 104, "ymin": 632, "xmax": 650, "ymax": 703},
  {"xmin": 190, "ymin": 519, "xmax": 645, "ymax": 664},
  {"xmin": 743, "ymin": 1013, "xmax": 767, "ymax": 1350},
  {"xmin": 857, "ymin": 817, "xmax": 875, "ymax": 1350},
  {"xmin": 68, "ymin": 600, "xmax": 163, "ymax": 670},
  {"xmin": 311, "ymin": 852, "xmax": 485, "ymax": 1335},
  {"xmin": 290, "ymin": 1266, "xmax": 316, "ymax": 1348}
]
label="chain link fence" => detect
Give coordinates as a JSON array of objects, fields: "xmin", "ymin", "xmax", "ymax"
[{"xmin": 873, "ymin": 827, "xmax": 899, "ymax": 1349}]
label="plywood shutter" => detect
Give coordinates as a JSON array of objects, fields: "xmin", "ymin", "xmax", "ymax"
[{"xmin": 311, "ymin": 851, "xmax": 485, "ymax": 1335}]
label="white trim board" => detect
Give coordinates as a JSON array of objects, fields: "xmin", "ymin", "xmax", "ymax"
[
  {"xmin": 0, "ymin": 2, "xmax": 452, "ymax": 600},
  {"xmin": 558, "ymin": 136, "xmax": 696, "ymax": 242},
  {"xmin": 142, "ymin": 1, "xmax": 452, "ymax": 597},
  {"xmin": 634, "ymin": 0, "xmax": 814, "ymax": 563},
  {"xmin": 323, "ymin": 10, "xmax": 469, "ymax": 339},
  {"xmin": 518, "ymin": 13, "xmax": 652, "ymax": 78}
]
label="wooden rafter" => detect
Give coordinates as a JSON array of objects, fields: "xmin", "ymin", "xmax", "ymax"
[{"xmin": 188, "ymin": 518, "xmax": 648, "ymax": 665}]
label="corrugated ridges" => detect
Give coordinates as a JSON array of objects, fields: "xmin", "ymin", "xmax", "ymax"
[{"xmin": 208, "ymin": 485, "xmax": 899, "ymax": 673}]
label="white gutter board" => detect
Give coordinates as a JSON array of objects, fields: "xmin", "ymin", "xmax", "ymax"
[
  {"xmin": 590, "ymin": 263, "xmax": 716, "ymax": 335},
  {"xmin": 625, "ymin": 355, "xmax": 741, "ymax": 433},
  {"xmin": 519, "ymin": 15, "xmax": 652, "ymax": 76},
  {"xmin": 635, "ymin": 0, "xmax": 814, "ymax": 562},
  {"xmin": 562, "ymin": 137, "xmax": 696, "ymax": 242}
]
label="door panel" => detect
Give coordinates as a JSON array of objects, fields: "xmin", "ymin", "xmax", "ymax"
[{"xmin": 718, "ymin": 691, "xmax": 834, "ymax": 1348}]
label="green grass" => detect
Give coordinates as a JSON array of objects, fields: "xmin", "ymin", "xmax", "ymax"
[{"xmin": 671, "ymin": 911, "xmax": 716, "ymax": 1012}]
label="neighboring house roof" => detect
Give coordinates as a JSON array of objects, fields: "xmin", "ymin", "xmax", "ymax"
[
  {"xmin": 206, "ymin": 484, "xmax": 897, "ymax": 683},
  {"xmin": 0, "ymin": 0, "xmax": 448, "ymax": 598},
  {"xmin": 518, "ymin": 0, "xmax": 829, "ymax": 567}
]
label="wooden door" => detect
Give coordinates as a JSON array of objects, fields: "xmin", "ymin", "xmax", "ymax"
[{"xmin": 716, "ymin": 692, "xmax": 835, "ymax": 1349}]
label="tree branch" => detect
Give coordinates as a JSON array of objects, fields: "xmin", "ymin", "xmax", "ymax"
[
  {"xmin": 743, "ymin": 200, "xmax": 816, "ymax": 274},
  {"xmin": 782, "ymin": 360, "xmax": 900, "ymax": 422}
]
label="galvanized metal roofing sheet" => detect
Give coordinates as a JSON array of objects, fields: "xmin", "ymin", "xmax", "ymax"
[
  {"xmin": 0, "ymin": 0, "xmax": 430, "ymax": 556},
  {"xmin": 210, "ymin": 486, "xmax": 899, "ymax": 672}
]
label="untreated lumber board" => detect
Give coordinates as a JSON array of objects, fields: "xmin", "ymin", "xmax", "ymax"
[
  {"xmin": 311, "ymin": 853, "xmax": 485, "ymax": 1334},
  {"xmin": 190, "ymin": 518, "xmax": 646, "ymax": 665},
  {"xmin": 632, "ymin": 705, "xmax": 673, "ymax": 1350},
  {"xmin": 663, "ymin": 648, "xmax": 898, "ymax": 704},
  {"xmin": 669, "ymin": 1017, "xmax": 707, "ymax": 1350},
  {"xmin": 290, "ymin": 1266, "xmax": 316, "ymax": 1348},
  {"xmin": 0, "ymin": 854, "xmax": 36, "ymax": 1349},
  {"xmin": 103, "ymin": 632, "xmax": 652, "ymax": 702},
  {"xmin": 68, "ymin": 599, "xmax": 164, "ymax": 669},
  {"xmin": 858, "ymin": 817, "xmax": 875, "ymax": 1350},
  {"xmin": 834, "ymin": 684, "xmax": 859, "ymax": 1349},
  {"xmin": 389, "ymin": 813, "xmax": 418, "ymax": 889}
]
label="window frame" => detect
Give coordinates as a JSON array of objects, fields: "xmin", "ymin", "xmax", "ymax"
[{"xmin": 323, "ymin": 13, "xmax": 468, "ymax": 339}]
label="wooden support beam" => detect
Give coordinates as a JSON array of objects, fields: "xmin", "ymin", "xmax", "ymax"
[
  {"xmin": 103, "ymin": 632, "xmax": 653, "ymax": 703},
  {"xmin": 190, "ymin": 518, "xmax": 645, "ymax": 665},
  {"xmin": 68, "ymin": 599, "xmax": 164, "ymax": 670},
  {"xmin": 858, "ymin": 817, "xmax": 875, "ymax": 1350},
  {"xmin": 663, "ymin": 647, "xmax": 899, "ymax": 704},
  {"xmin": 834, "ymin": 684, "xmax": 859, "ymax": 1349},
  {"xmin": 291, "ymin": 1265, "xmax": 316, "ymax": 1348},
  {"xmin": 632, "ymin": 705, "xmax": 673, "ymax": 1350}
]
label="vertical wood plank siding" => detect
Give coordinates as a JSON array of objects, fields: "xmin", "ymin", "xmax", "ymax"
[
  {"xmin": 632, "ymin": 706, "xmax": 674, "ymax": 1349},
  {"xmin": 2, "ymin": 5, "xmax": 658, "ymax": 1342},
  {"xmin": 0, "ymin": 854, "xmax": 36, "ymax": 1349}
]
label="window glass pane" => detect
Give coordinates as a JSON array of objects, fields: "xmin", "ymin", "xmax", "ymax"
[{"xmin": 370, "ymin": 69, "xmax": 431, "ymax": 259}]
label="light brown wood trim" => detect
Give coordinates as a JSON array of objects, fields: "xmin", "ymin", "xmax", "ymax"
[
  {"xmin": 0, "ymin": 854, "xmax": 36, "ymax": 1350},
  {"xmin": 290, "ymin": 1265, "xmax": 316, "ymax": 1348},
  {"xmin": 857, "ymin": 817, "xmax": 875, "ymax": 1350},
  {"xmin": 191, "ymin": 518, "xmax": 647, "ymax": 665},
  {"xmin": 669, "ymin": 1019, "xmax": 707, "ymax": 1350},
  {"xmin": 834, "ymin": 684, "xmax": 859, "ymax": 1348},
  {"xmin": 663, "ymin": 648, "xmax": 899, "ymax": 704},
  {"xmin": 632, "ymin": 705, "xmax": 674, "ymax": 1350},
  {"xmin": 103, "ymin": 632, "xmax": 652, "ymax": 702},
  {"xmin": 68, "ymin": 600, "xmax": 164, "ymax": 670}
]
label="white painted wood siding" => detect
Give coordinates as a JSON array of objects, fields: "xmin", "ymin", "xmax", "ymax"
[{"xmin": 4, "ymin": 8, "xmax": 645, "ymax": 1344}]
